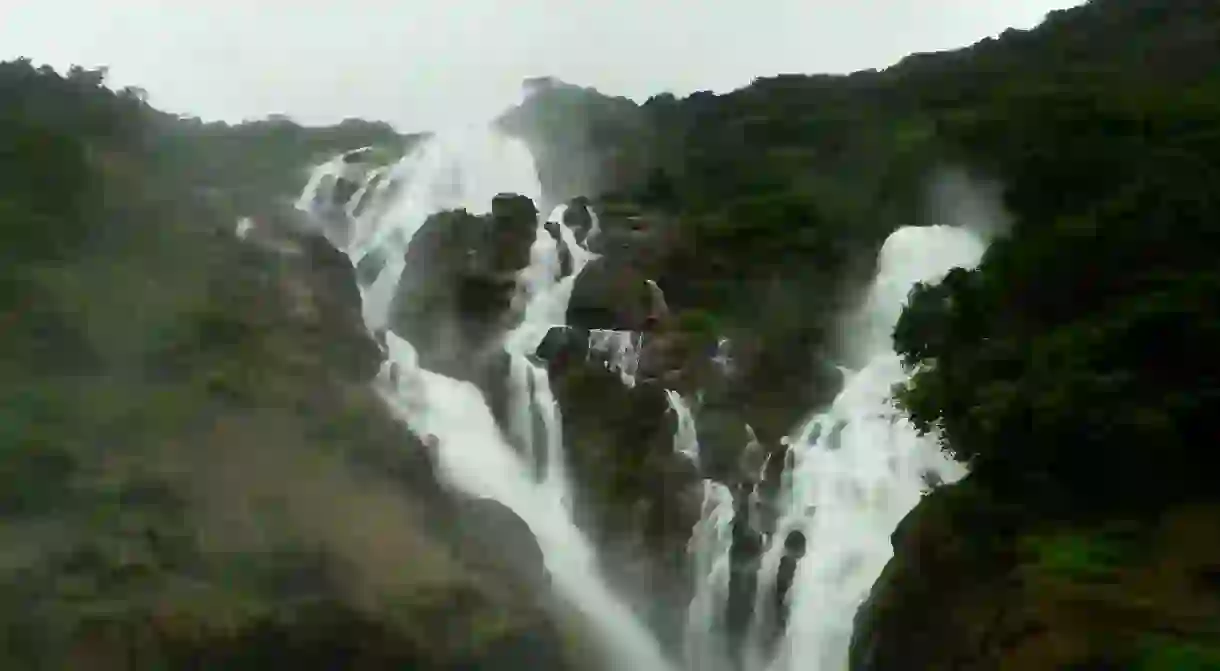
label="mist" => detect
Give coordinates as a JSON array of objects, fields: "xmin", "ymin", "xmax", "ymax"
[{"xmin": 1, "ymin": 1, "xmax": 1084, "ymax": 130}]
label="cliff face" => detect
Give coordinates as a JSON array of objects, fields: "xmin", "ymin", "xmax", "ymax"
[{"xmin": 852, "ymin": 482, "xmax": 1220, "ymax": 671}]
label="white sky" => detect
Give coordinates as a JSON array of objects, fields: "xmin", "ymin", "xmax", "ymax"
[{"xmin": 2, "ymin": 0, "xmax": 1083, "ymax": 131}]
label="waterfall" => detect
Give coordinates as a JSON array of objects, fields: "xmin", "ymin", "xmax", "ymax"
[
  {"xmin": 757, "ymin": 225, "xmax": 985, "ymax": 671},
  {"xmin": 684, "ymin": 480, "xmax": 736, "ymax": 671},
  {"xmin": 297, "ymin": 126, "xmax": 674, "ymax": 671},
  {"xmin": 587, "ymin": 329, "xmax": 643, "ymax": 387},
  {"xmin": 664, "ymin": 390, "xmax": 700, "ymax": 464},
  {"xmin": 502, "ymin": 202, "xmax": 597, "ymax": 499}
]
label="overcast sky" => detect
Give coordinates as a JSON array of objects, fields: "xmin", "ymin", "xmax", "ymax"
[{"xmin": 3, "ymin": 0, "xmax": 1082, "ymax": 132}]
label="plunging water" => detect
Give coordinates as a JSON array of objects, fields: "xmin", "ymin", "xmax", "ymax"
[
  {"xmin": 297, "ymin": 126, "xmax": 673, "ymax": 671},
  {"xmin": 685, "ymin": 480, "xmax": 736, "ymax": 671},
  {"xmin": 749, "ymin": 225, "xmax": 985, "ymax": 671}
]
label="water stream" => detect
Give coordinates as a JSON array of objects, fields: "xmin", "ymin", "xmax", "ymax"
[{"xmin": 296, "ymin": 126, "xmax": 674, "ymax": 671}]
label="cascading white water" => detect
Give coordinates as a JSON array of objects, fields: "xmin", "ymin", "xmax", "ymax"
[
  {"xmin": 664, "ymin": 390, "xmax": 700, "ymax": 464},
  {"xmin": 755, "ymin": 224, "xmax": 985, "ymax": 671},
  {"xmin": 587, "ymin": 329, "xmax": 643, "ymax": 387},
  {"xmin": 502, "ymin": 202, "xmax": 597, "ymax": 499},
  {"xmin": 297, "ymin": 126, "xmax": 674, "ymax": 671},
  {"xmin": 684, "ymin": 480, "xmax": 737, "ymax": 671}
]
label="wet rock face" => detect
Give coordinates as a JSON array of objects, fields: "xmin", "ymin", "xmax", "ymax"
[
  {"xmin": 562, "ymin": 197, "xmax": 594, "ymax": 243},
  {"xmin": 850, "ymin": 485, "xmax": 1220, "ymax": 671},
  {"xmin": 774, "ymin": 531, "xmax": 807, "ymax": 629},
  {"xmin": 566, "ymin": 202, "xmax": 679, "ymax": 331},
  {"xmin": 489, "ymin": 193, "xmax": 539, "ymax": 273},
  {"xmin": 566, "ymin": 257, "xmax": 653, "ymax": 331},
  {"xmin": 546, "ymin": 360, "xmax": 701, "ymax": 646},
  {"xmin": 389, "ymin": 195, "xmax": 539, "ymax": 382},
  {"xmin": 455, "ymin": 497, "xmax": 550, "ymax": 594},
  {"xmin": 543, "ymin": 220, "xmax": 573, "ymax": 277},
  {"xmin": 726, "ymin": 483, "xmax": 765, "ymax": 652},
  {"xmin": 535, "ymin": 326, "xmax": 590, "ymax": 374}
]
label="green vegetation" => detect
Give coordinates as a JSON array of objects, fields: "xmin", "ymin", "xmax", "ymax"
[
  {"xmin": 893, "ymin": 73, "xmax": 1220, "ymax": 510},
  {"xmin": 6, "ymin": 0, "xmax": 1220, "ymax": 666},
  {"xmin": 1137, "ymin": 636, "xmax": 1220, "ymax": 671},
  {"xmin": 0, "ymin": 59, "xmax": 575, "ymax": 668}
]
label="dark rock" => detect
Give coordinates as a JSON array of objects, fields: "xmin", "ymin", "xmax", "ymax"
[
  {"xmin": 774, "ymin": 530, "xmax": 808, "ymax": 629},
  {"xmin": 288, "ymin": 232, "xmax": 381, "ymax": 381},
  {"xmin": 489, "ymin": 193, "xmax": 539, "ymax": 273},
  {"xmin": 548, "ymin": 364, "xmax": 699, "ymax": 649},
  {"xmin": 567, "ymin": 257, "xmax": 653, "ymax": 331},
  {"xmin": 354, "ymin": 248, "xmax": 387, "ymax": 288},
  {"xmin": 563, "ymin": 197, "xmax": 594, "ymax": 243},
  {"xmin": 389, "ymin": 197, "xmax": 540, "ymax": 383},
  {"xmin": 543, "ymin": 220, "xmax": 573, "ymax": 277},
  {"xmin": 332, "ymin": 176, "xmax": 360, "ymax": 207},
  {"xmin": 455, "ymin": 497, "xmax": 549, "ymax": 593},
  {"xmin": 693, "ymin": 404, "xmax": 753, "ymax": 483},
  {"xmin": 535, "ymin": 326, "xmax": 589, "ymax": 373},
  {"xmin": 726, "ymin": 482, "xmax": 765, "ymax": 656}
]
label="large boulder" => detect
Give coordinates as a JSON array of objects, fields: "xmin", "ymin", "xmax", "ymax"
[
  {"xmin": 565, "ymin": 203, "xmax": 681, "ymax": 331},
  {"xmin": 487, "ymin": 193, "xmax": 539, "ymax": 273},
  {"xmin": 566, "ymin": 257, "xmax": 653, "ymax": 331},
  {"xmin": 548, "ymin": 361, "xmax": 702, "ymax": 653},
  {"xmin": 535, "ymin": 326, "xmax": 590, "ymax": 374},
  {"xmin": 562, "ymin": 197, "xmax": 595, "ymax": 244},
  {"xmin": 389, "ymin": 195, "xmax": 539, "ymax": 382},
  {"xmin": 454, "ymin": 497, "xmax": 549, "ymax": 594}
]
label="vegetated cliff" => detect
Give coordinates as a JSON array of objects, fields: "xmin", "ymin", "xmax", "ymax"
[
  {"xmin": 852, "ymin": 484, "xmax": 1220, "ymax": 671},
  {"xmin": 502, "ymin": 0, "xmax": 1220, "ymax": 665},
  {"xmin": 0, "ymin": 60, "xmax": 579, "ymax": 669},
  {"xmin": 854, "ymin": 1, "xmax": 1220, "ymax": 668},
  {"xmin": 7, "ymin": 0, "xmax": 1220, "ymax": 665}
]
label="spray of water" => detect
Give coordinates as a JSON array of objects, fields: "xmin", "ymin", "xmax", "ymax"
[
  {"xmin": 296, "ymin": 126, "xmax": 674, "ymax": 671},
  {"xmin": 685, "ymin": 480, "xmax": 737, "ymax": 671},
  {"xmin": 588, "ymin": 329, "xmax": 643, "ymax": 387},
  {"xmin": 664, "ymin": 390, "xmax": 701, "ymax": 464},
  {"xmin": 755, "ymin": 224, "xmax": 985, "ymax": 671}
]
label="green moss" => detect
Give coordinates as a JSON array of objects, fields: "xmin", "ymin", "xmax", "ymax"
[
  {"xmin": 1021, "ymin": 532, "xmax": 1127, "ymax": 582},
  {"xmin": 1137, "ymin": 636, "xmax": 1220, "ymax": 671}
]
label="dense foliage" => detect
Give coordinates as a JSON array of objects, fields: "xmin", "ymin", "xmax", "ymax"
[{"xmin": 893, "ymin": 74, "xmax": 1220, "ymax": 510}]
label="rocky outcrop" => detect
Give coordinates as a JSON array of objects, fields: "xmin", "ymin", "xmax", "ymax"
[
  {"xmin": 566, "ymin": 258, "xmax": 654, "ymax": 331},
  {"xmin": 496, "ymin": 78, "xmax": 654, "ymax": 206},
  {"xmin": 543, "ymin": 356, "xmax": 701, "ymax": 650},
  {"xmin": 389, "ymin": 194, "xmax": 538, "ymax": 382},
  {"xmin": 453, "ymin": 497, "xmax": 550, "ymax": 594},
  {"xmin": 536, "ymin": 326, "xmax": 590, "ymax": 374},
  {"xmin": 566, "ymin": 203, "xmax": 678, "ymax": 331},
  {"xmin": 563, "ymin": 197, "xmax": 595, "ymax": 244},
  {"xmin": 12, "ymin": 214, "xmax": 582, "ymax": 671},
  {"xmin": 850, "ymin": 482, "xmax": 1220, "ymax": 671}
]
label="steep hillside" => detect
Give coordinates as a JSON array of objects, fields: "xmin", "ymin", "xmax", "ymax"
[
  {"xmin": 497, "ymin": 0, "xmax": 1220, "ymax": 666},
  {"xmin": 0, "ymin": 60, "xmax": 577, "ymax": 669}
]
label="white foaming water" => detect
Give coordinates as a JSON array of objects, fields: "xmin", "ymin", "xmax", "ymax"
[
  {"xmin": 586, "ymin": 207, "xmax": 603, "ymax": 246},
  {"xmin": 503, "ymin": 202, "xmax": 598, "ymax": 500},
  {"xmin": 758, "ymin": 225, "xmax": 985, "ymax": 671},
  {"xmin": 712, "ymin": 337, "xmax": 734, "ymax": 376},
  {"xmin": 664, "ymin": 390, "xmax": 700, "ymax": 464},
  {"xmin": 685, "ymin": 480, "xmax": 737, "ymax": 671},
  {"xmin": 297, "ymin": 127, "xmax": 673, "ymax": 671},
  {"xmin": 587, "ymin": 329, "xmax": 643, "ymax": 387}
]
